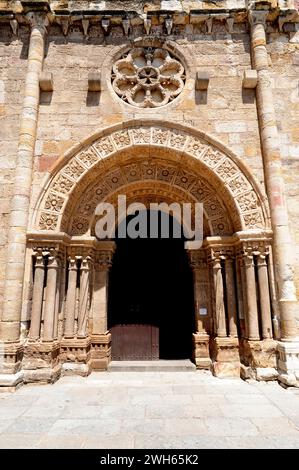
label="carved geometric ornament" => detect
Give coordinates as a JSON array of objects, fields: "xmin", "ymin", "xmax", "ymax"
[
  {"xmin": 112, "ymin": 47, "xmax": 186, "ymax": 108},
  {"xmin": 35, "ymin": 123, "xmax": 268, "ymax": 235}
]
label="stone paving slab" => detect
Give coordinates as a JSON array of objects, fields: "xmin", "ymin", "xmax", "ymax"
[{"xmin": 0, "ymin": 371, "xmax": 299, "ymax": 449}]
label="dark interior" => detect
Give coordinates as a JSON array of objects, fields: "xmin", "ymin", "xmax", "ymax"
[{"xmin": 108, "ymin": 210, "xmax": 195, "ymax": 360}]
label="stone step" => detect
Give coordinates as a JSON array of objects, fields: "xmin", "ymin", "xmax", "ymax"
[{"xmin": 108, "ymin": 360, "xmax": 196, "ymax": 372}]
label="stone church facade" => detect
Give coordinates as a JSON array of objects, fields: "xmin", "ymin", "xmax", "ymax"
[{"xmin": 0, "ymin": 0, "xmax": 299, "ymax": 390}]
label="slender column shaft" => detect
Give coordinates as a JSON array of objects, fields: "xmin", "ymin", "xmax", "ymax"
[
  {"xmin": 92, "ymin": 248, "xmax": 115, "ymax": 335},
  {"xmin": 29, "ymin": 252, "xmax": 45, "ymax": 340},
  {"xmin": 77, "ymin": 257, "xmax": 91, "ymax": 338},
  {"xmin": 92, "ymin": 266, "xmax": 109, "ymax": 335},
  {"xmin": 43, "ymin": 254, "xmax": 58, "ymax": 342},
  {"xmin": 212, "ymin": 258, "xmax": 227, "ymax": 337},
  {"xmin": 0, "ymin": 14, "xmax": 47, "ymax": 342},
  {"xmin": 53, "ymin": 258, "xmax": 61, "ymax": 340},
  {"xmin": 257, "ymin": 254, "xmax": 273, "ymax": 339},
  {"xmin": 64, "ymin": 258, "xmax": 78, "ymax": 338},
  {"xmin": 188, "ymin": 252, "xmax": 210, "ymax": 334},
  {"xmin": 250, "ymin": 11, "xmax": 298, "ymax": 341},
  {"xmin": 225, "ymin": 258, "xmax": 238, "ymax": 337},
  {"xmin": 236, "ymin": 256, "xmax": 245, "ymax": 321},
  {"xmin": 244, "ymin": 254, "xmax": 260, "ymax": 340}
]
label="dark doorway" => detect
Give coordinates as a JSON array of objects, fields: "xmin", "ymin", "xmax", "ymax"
[{"xmin": 108, "ymin": 210, "xmax": 195, "ymax": 360}]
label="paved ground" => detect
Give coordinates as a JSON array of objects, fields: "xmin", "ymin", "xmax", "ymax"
[{"xmin": 0, "ymin": 370, "xmax": 299, "ymax": 449}]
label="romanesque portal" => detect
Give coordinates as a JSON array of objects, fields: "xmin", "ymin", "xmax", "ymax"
[
  {"xmin": 1, "ymin": 2, "xmax": 299, "ymax": 390},
  {"xmin": 15, "ymin": 121, "xmax": 278, "ymax": 382}
]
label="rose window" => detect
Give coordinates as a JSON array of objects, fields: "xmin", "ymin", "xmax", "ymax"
[{"xmin": 111, "ymin": 47, "xmax": 186, "ymax": 108}]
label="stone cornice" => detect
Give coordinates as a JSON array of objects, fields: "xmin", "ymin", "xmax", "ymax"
[{"xmin": 0, "ymin": 1, "xmax": 298, "ymax": 35}]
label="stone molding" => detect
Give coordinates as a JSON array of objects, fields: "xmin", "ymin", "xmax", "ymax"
[{"xmin": 32, "ymin": 121, "xmax": 270, "ymax": 238}]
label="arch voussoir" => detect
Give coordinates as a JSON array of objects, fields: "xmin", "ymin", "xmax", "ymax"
[{"xmin": 33, "ymin": 121, "xmax": 269, "ymax": 236}]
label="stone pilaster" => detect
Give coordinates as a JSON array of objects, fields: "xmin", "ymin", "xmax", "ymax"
[
  {"xmin": 64, "ymin": 257, "xmax": 78, "ymax": 338},
  {"xmin": 77, "ymin": 256, "xmax": 92, "ymax": 339},
  {"xmin": 60, "ymin": 250, "xmax": 92, "ymax": 376},
  {"xmin": 225, "ymin": 256, "xmax": 238, "ymax": 337},
  {"xmin": 188, "ymin": 250, "xmax": 211, "ymax": 369},
  {"xmin": 243, "ymin": 251, "xmax": 260, "ymax": 341},
  {"xmin": 249, "ymin": 10, "xmax": 299, "ymax": 385},
  {"xmin": 42, "ymin": 250, "xmax": 59, "ymax": 342},
  {"xmin": 28, "ymin": 249, "xmax": 46, "ymax": 341},
  {"xmin": 211, "ymin": 254, "xmax": 227, "ymax": 338},
  {"xmin": 91, "ymin": 242, "xmax": 115, "ymax": 370},
  {"xmin": 0, "ymin": 12, "xmax": 48, "ymax": 388},
  {"xmin": 208, "ymin": 246, "xmax": 240, "ymax": 377},
  {"xmin": 256, "ymin": 251, "xmax": 273, "ymax": 339}
]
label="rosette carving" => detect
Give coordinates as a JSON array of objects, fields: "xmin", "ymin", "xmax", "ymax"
[{"xmin": 112, "ymin": 47, "xmax": 185, "ymax": 108}]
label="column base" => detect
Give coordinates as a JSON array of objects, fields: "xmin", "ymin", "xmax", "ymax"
[
  {"xmin": 22, "ymin": 340, "xmax": 61, "ymax": 384},
  {"xmin": 192, "ymin": 332, "xmax": 211, "ymax": 369},
  {"xmin": 210, "ymin": 336, "xmax": 240, "ymax": 378},
  {"xmin": 0, "ymin": 342, "xmax": 24, "ymax": 390},
  {"xmin": 277, "ymin": 341, "xmax": 299, "ymax": 387},
  {"xmin": 240, "ymin": 338, "xmax": 278, "ymax": 382},
  {"xmin": 90, "ymin": 332, "xmax": 111, "ymax": 370},
  {"xmin": 60, "ymin": 337, "xmax": 92, "ymax": 377}
]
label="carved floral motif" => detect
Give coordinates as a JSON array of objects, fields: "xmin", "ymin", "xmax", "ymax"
[{"xmin": 112, "ymin": 48, "xmax": 185, "ymax": 108}]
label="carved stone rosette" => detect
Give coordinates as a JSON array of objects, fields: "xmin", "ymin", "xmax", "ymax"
[{"xmin": 112, "ymin": 48, "xmax": 185, "ymax": 108}]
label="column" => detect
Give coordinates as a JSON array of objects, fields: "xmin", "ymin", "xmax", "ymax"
[
  {"xmin": 257, "ymin": 252, "xmax": 273, "ymax": 339},
  {"xmin": 53, "ymin": 257, "xmax": 62, "ymax": 340},
  {"xmin": 77, "ymin": 256, "xmax": 91, "ymax": 338},
  {"xmin": 28, "ymin": 250, "xmax": 45, "ymax": 340},
  {"xmin": 212, "ymin": 256, "xmax": 227, "ymax": 338},
  {"xmin": 249, "ymin": 11, "xmax": 298, "ymax": 341},
  {"xmin": 0, "ymin": 13, "xmax": 48, "ymax": 342},
  {"xmin": 188, "ymin": 251, "xmax": 210, "ymax": 333},
  {"xmin": 243, "ymin": 253, "xmax": 260, "ymax": 341},
  {"xmin": 225, "ymin": 257, "xmax": 238, "ymax": 337},
  {"xmin": 92, "ymin": 255, "xmax": 111, "ymax": 335},
  {"xmin": 64, "ymin": 257, "xmax": 78, "ymax": 338},
  {"xmin": 42, "ymin": 252, "xmax": 59, "ymax": 342}
]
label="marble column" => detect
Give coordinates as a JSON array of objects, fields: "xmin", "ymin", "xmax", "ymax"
[
  {"xmin": 43, "ymin": 252, "xmax": 59, "ymax": 342},
  {"xmin": 257, "ymin": 253, "xmax": 273, "ymax": 339},
  {"xmin": 212, "ymin": 256, "xmax": 227, "ymax": 338},
  {"xmin": 0, "ymin": 13, "xmax": 48, "ymax": 343},
  {"xmin": 243, "ymin": 253, "xmax": 260, "ymax": 341},
  {"xmin": 28, "ymin": 250, "xmax": 45, "ymax": 341},
  {"xmin": 64, "ymin": 257, "xmax": 78, "ymax": 338},
  {"xmin": 249, "ymin": 10, "xmax": 298, "ymax": 341},
  {"xmin": 225, "ymin": 257, "xmax": 238, "ymax": 337},
  {"xmin": 77, "ymin": 257, "xmax": 91, "ymax": 338}
]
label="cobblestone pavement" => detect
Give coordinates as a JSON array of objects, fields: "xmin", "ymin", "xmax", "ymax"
[{"xmin": 0, "ymin": 371, "xmax": 299, "ymax": 449}]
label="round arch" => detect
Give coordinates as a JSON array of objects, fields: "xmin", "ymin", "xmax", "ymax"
[{"xmin": 32, "ymin": 120, "xmax": 270, "ymax": 237}]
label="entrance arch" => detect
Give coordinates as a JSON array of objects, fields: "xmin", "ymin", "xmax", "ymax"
[
  {"xmin": 24, "ymin": 120, "xmax": 276, "ymax": 381},
  {"xmin": 32, "ymin": 120, "xmax": 269, "ymax": 234}
]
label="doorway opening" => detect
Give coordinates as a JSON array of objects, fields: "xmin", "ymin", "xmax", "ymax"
[{"xmin": 108, "ymin": 210, "xmax": 195, "ymax": 361}]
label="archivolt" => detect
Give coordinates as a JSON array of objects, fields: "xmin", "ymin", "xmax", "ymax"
[{"xmin": 32, "ymin": 120, "xmax": 270, "ymax": 237}]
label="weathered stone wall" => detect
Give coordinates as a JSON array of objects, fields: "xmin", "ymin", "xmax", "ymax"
[
  {"xmin": 0, "ymin": 24, "xmax": 28, "ymax": 313},
  {"xmin": 268, "ymin": 32, "xmax": 299, "ymax": 294},
  {"xmin": 32, "ymin": 24, "xmax": 263, "ymax": 212},
  {"xmin": 0, "ymin": 2, "xmax": 299, "ymax": 314}
]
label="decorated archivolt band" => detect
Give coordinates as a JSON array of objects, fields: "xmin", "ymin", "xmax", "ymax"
[{"xmin": 34, "ymin": 123, "xmax": 269, "ymax": 237}]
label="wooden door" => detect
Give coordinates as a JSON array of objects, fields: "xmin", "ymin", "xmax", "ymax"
[{"xmin": 111, "ymin": 324, "xmax": 159, "ymax": 360}]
